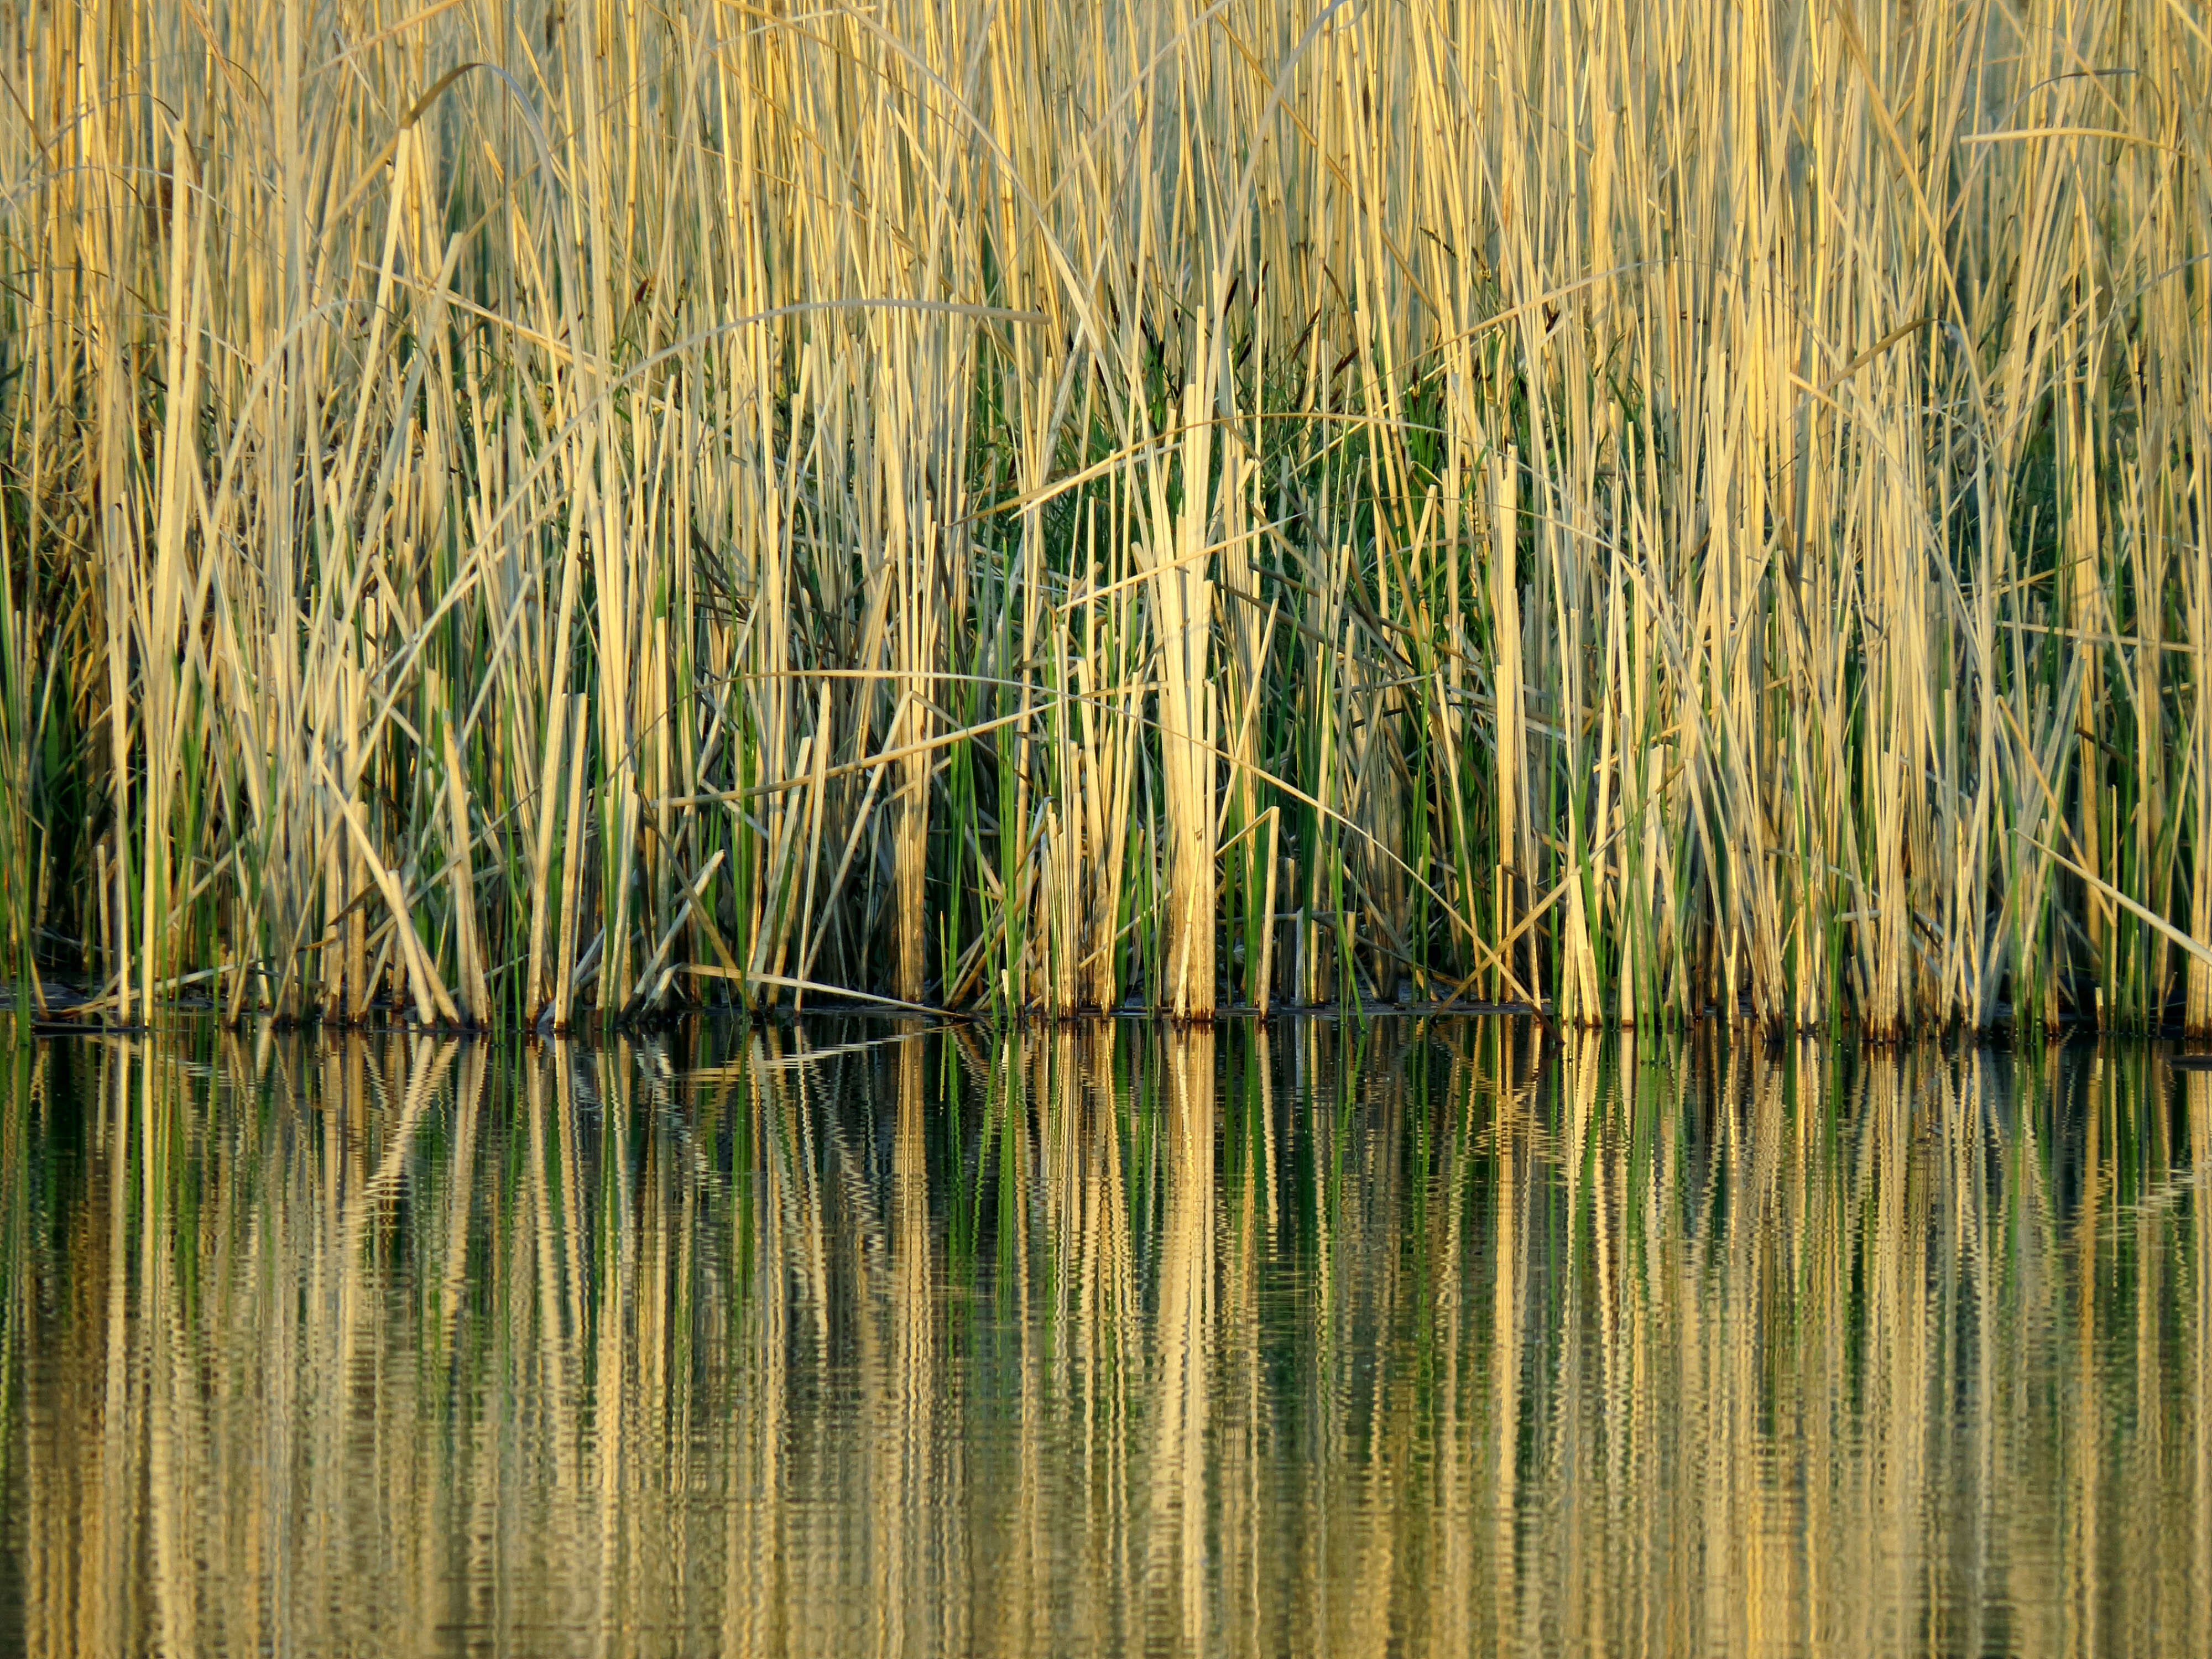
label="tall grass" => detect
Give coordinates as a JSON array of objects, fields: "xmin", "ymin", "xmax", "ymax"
[{"xmin": 2, "ymin": 0, "xmax": 2209, "ymax": 1031}]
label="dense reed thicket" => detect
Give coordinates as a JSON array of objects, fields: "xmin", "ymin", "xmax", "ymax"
[{"xmin": 1, "ymin": 0, "xmax": 2208, "ymax": 1032}]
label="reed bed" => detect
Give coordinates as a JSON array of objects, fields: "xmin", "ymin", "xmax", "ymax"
[{"xmin": 1, "ymin": 0, "xmax": 2209, "ymax": 1032}]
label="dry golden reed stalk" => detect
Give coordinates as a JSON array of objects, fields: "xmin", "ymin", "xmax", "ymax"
[{"xmin": 0, "ymin": 0, "xmax": 2208, "ymax": 1033}]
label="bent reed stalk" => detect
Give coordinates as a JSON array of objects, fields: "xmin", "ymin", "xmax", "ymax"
[{"xmin": 1, "ymin": 0, "xmax": 2209, "ymax": 1035}]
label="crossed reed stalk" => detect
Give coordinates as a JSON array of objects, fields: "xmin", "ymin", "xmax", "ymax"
[{"xmin": 1, "ymin": 0, "xmax": 2209, "ymax": 1034}]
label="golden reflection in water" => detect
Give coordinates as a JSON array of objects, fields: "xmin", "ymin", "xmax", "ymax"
[{"xmin": 0, "ymin": 1025, "xmax": 2205, "ymax": 1657}]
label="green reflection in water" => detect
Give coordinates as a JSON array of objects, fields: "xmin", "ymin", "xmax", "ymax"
[{"xmin": 0, "ymin": 1023, "xmax": 2205, "ymax": 1656}]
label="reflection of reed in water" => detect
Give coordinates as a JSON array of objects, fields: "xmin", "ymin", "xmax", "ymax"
[
  {"xmin": 1, "ymin": 1026, "xmax": 2209, "ymax": 1657},
  {"xmin": 1149, "ymin": 1026, "xmax": 1214, "ymax": 1648}
]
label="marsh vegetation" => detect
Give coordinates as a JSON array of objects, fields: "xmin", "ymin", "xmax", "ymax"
[{"xmin": 1, "ymin": 1, "xmax": 2209, "ymax": 1031}]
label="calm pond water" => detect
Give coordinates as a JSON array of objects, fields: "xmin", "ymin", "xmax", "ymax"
[{"xmin": 0, "ymin": 1021, "xmax": 2205, "ymax": 1656}]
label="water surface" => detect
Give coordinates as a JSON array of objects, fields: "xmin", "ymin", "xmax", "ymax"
[{"xmin": 0, "ymin": 1023, "xmax": 2205, "ymax": 1656}]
